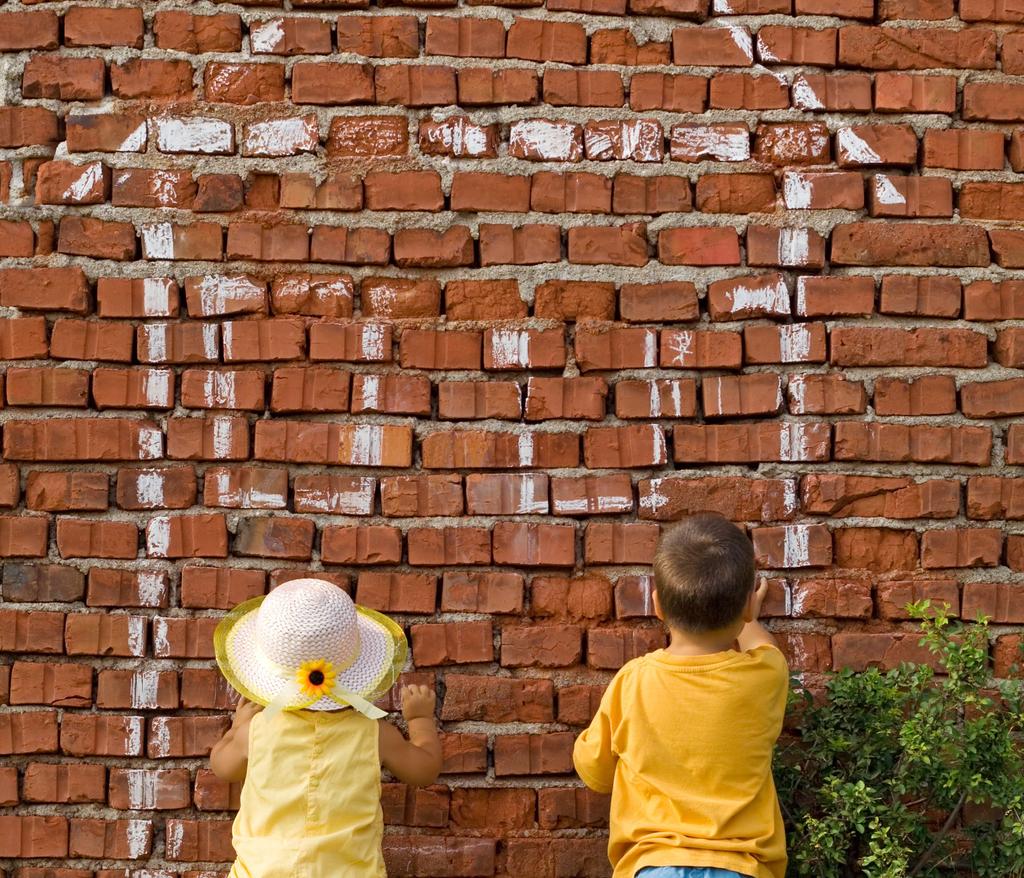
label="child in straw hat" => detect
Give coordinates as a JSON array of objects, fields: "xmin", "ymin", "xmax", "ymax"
[{"xmin": 210, "ymin": 577, "xmax": 442, "ymax": 878}]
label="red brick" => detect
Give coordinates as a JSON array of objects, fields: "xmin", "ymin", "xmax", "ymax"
[
  {"xmin": 835, "ymin": 423, "xmax": 991, "ymax": 466},
  {"xmin": 0, "ymin": 815, "xmax": 69, "ymax": 858},
  {"xmin": 587, "ymin": 626, "xmax": 667, "ymax": 669},
  {"xmin": 441, "ymin": 572, "xmax": 525, "ymax": 614},
  {"xmin": 533, "ymin": 575, "xmax": 613, "ymax": 622},
  {"xmin": 411, "ymin": 621, "xmax": 493, "ymax": 666},
  {"xmin": 22, "ymin": 762, "xmax": 106, "ymax": 803}
]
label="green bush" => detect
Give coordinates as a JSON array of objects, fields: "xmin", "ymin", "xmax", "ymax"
[{"xmin": 775, "ymin": 603, "xmax": 1024, "ymax": 878}]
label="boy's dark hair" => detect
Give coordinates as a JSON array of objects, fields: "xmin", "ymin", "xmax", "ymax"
[{"xmin": 653, "ymin": 514, "xmax": 756, "ymax": 632}]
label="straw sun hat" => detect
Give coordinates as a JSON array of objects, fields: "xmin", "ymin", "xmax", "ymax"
[{"xmin": 215, "ymin": 578, "xmax": 408, "ymax": 720}]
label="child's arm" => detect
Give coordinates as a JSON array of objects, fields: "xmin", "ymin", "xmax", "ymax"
[
  {"xmin": 573, "ymin": 686, "xmax": 618, "ymax": 794},
  {"xmin": 210, "ymin": 698, "xmax": 261, "ymax": 782},
  {"xmin": 379, "ymin": 684, "xmax": 443, "ymax": 788},
  {"xmin": 737, "ymin": 580, "xmax": 778, "ymax": 651}
]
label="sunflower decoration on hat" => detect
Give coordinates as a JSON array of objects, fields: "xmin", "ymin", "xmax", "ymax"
[{"xmin": 215, "ymin": 578, "xmax": 408, "ymax": 721}]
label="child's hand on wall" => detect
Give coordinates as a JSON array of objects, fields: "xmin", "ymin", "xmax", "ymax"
[
  {"xmin": 232, "ymin": 698, "xmax": 262, "ymax": 729},
  {"xmin": 400, "ymin": 683, "xmax": 436, "ymax": 721}
]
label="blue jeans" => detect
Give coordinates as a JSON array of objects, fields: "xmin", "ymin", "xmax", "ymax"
[{"xmin": 637, "ymin": 869, "xmax": 748, "ymax": 878}]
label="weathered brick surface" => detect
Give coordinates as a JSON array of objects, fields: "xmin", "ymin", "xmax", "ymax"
[{"xmin": 0, "ymin": 1, "xmax": 1022, "ymax": 874}]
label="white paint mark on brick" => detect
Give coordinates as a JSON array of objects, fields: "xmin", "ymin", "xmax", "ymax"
[
  {"xmin": 361, "ymin": 324, "xmax": 386, "ymax": 360},
  {"xmin": 756, "ymin": 35, "xmax": 779, "ymax": 62},
  {"xmin": 509, "ymin": 120, "xmax": 580, "ymax": 161},
  {"xmin": 782, "ymin": 171, "xmax": 813, "ymax": 209},
  {"xmin": 639, "ymin": 478, "xmax": 668, "ymax": 513},
  {"xmin": 203, "ymin": 324, "xmax": 219, "ymax": 360},
  {"xmin": 152, "ymin": 619, "xmax": 170, "ymax": 658},
  {"xmin": 783, "ymin": 581, "xmax": 794, "ymax": 615},
  {"xmin": 144, "ymin": 370, "xmax": 171, "ymax": 406},
  {"xmin": 730, "ymin": 278, "xmax": 790, "ymax": 315},
  {"xmin": 791, "ymin": 583, "xmax": 808, "ymax": 615},
  {"xmin": 136, "ymin": 469, "xmax": 165, "ymax": 504},
  {"xmin": 779, "ymin": 325, "xmax": 813, "ymax": 363},
  {"xmin": 674, "ymin": 125, "xmax": 750, "ymax": 161},
  {"xmin": 244, "ymin": 116, "xmax": 317, "ymax": 157},
  {"xmin": 779, "ymin": 422, "xmax": 814, "ymax": 462},
  {"xmin": 837, "ymin": 128, "xmax": 881, "ymax": 164},
  {"xmin": 165, "ymin": 817, "xmax": 183, "ymax": 857},
  {"xmin": 126, "ymin": 819, "xmax": 151, "ymax": 857},
  {"xmin": 147, "ymin": 517, "xmax": 171, "ymax": 558},
  {"xmin": 126, "ymin": 715, "xmax": 144, "ymax": 755},
  {"xmin": 156, "ymin": 117, "xmax": 233, "ymax": 155},
  {"xmin": 142, "ymin": 223, "xmax": 174, "ymax": 260},
  {"xmin": 204, "ymin": 370, "xmax": 238, "ymax": 408},
  {"xmin": 596, "ymin": 493, "xmax": 631, "ymax": 512},
  {"xmin": 143, "ymin": 279, "xmax": 174, "ymax": 317},
  {"xmin": 778, "ymin": 480, "xmax": 799, "ymax": 521},
  {"xmin": 777, "ymin": 228, "xmax": 811, "ymax": 266},
  {"xmin": 62, "ymin": 162, "xmax": 103, "ymax": 202},
  {"xmin": 650, "ymin": 424, "xmax": 668, "ymax": 464},
  {"xmin": 723, "ymin": 25, "xmax": 754, "ymax": 62},
  {"xmin": 198, "ymin": 275, "xmax": 261, "ymax": 317},
  {"xmin": 250, "ymin": 18, "xmax": 285, "ymax": 53},
  {"xmin": 221, "ymin": 323, "xmax": 235, "ymax": 359},
  {"xmin": 130, "ymin": 671, "xmax": 162, "ymax": 710},
  {"xmin": 214, "ymin": 471, "xmax": 236, "ymax": 506},
  {"xmin": 249, "ymin": 485, "xmax": 287, "ymax": 509},
  {"xmin": 666, "ymin": 331, "xmax": 695, "ymax": 365},
  {"xmin": 137, "ymin": 427, "xmax": 163, "ymax": 461},
  {"xmin": 119, "ymin": 121, "xmax": 148, "ymax": 152},
  {"xmin": 648, "ymin": 381, "xmax": 662, "ymax": 417},
  {"xmin": 363, "ymin": 282, "xmax": 397, "ymax": 317},
  {"xmin": 873, "ymin": 174, "xmax": 907, "ymax": 205},
  {"xmin": 350, "ymin": 425, "xmax": 383, "ymax": 466},
  {"xmin": 641, "ymin": 329, "xmax": 658, "ymax": 367},
  {"xmin": 782, "ymin": 524, "xmax": 812, "ymax": 567},
  {"xmin": 794, "ymin": 277, "xmax": 810, "ymax": 316},
  {"xmin": 713, "ymin": 0, "xmax": 735, "ymax": 10},
  {"xmin": 556, "ymin": 497, "xmax": 589, "ymax": 513},
  {"xmin": 212, "ymin": 418, "xmax": 234, "ymax": 459},
  {"xmin": 127, "ymin": 616, "xmax": 146, "ymax": 656},
  {"xmin": 423, "ymin": 118, "xmax": 491, "ymax": 157},
  {"xmin": 490, "ymin": 330, "xmax": 531, "ymax": 369},
  {"xmin": 142, "ymin": 325, "xmax": 167, "ymax": 363},
  {"xmin": 668, "ymin": 380, "xmax": 684, "ymax": 416},
  {"xmin": 360, "ymin": 375, "xmax": 382, "ymax": 410},
  {"xmin": 516, "ymin": 474, "xmax": 547, "ymax": 514},
  {"xmin": 792, "ymin": 75, "xmax": 824, "ymax": 110},
  {"xmin": 149, "ymin": 171, "xmax": 185, "ymax": 207},
  {"xmin": 788, "ymin": 375, "xmax": 808, "ymax": 413},
  {"xmin": 126, "ymin": 770, "xmax": 157, "ymax": 809},
  {"xmin": 136, "ymin": 573, "xmax": 166, "ymax": 608},
  {"xmin": 296, "ymin": 477, "xmax": 375, "ymax": 514},
  {"xmin": 586, "ymin": 119, "xmax": 663, "ymax": 162},
  {"xmin": 517, "ymin": 432, "xmax": 535, "ymax": 467}
]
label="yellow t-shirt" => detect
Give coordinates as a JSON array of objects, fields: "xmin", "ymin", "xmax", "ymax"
[
  {"xmin": 573, "ymin": 644, "xmax": 789, "ymax": 878},
  {"xmin": 229, "ymin": 709, "xmax": 385, "ymax": 878}
]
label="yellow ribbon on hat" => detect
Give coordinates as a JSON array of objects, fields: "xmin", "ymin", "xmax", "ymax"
[
  {"xmin": 259, "ymin": 653, "xmax": 387, "ymax": 722},
  {"xmin": 262, "ymin": 679, "xmax": 386, "ymax": 722}
]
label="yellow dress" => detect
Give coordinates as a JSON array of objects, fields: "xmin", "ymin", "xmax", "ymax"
[{"xmin": 229, "ymin": 708, "xmax": 385, "ymax": 878}]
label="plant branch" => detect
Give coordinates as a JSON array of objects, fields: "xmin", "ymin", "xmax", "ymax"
[{"xmin": 907, "ymin": 791, "xmax": 968, "ymax": 878}]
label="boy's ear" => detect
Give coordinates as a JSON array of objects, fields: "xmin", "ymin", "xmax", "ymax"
[{"xmin": 651, "ymin": 587, "xmax": 665, "ymax": 621}]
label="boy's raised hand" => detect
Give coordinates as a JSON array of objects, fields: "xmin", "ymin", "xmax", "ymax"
[
  {"xmin": 751, "ymin": 579, "xmax": 769, "ymax": 620},
  {"xmin": 401, "ymin": 684, "xmax": 436, "ymax": 721}
]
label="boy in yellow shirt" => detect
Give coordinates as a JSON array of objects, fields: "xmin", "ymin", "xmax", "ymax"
[{"xmin": 574, "ymin": 514, "xmax": 788, "ymax": 878}]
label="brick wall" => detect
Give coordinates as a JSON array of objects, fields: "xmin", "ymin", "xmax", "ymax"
[{"xmin": 1, "ymin": 0, "xmax": 1024, "ymax": 873}]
